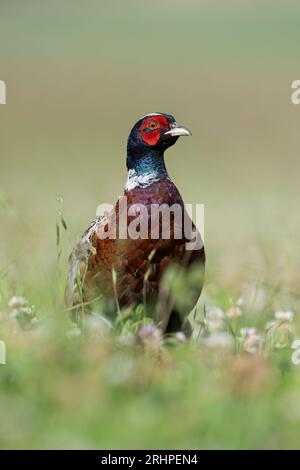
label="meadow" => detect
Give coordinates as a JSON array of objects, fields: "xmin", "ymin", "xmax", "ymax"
[{"xmin": 1, "ymin": 0, "xmax": 300, "ymax": 449}]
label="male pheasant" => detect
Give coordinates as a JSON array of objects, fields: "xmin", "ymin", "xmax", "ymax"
[{"xmin": 66, "ymin": 113, "xmax": 205, "ymax": 334}]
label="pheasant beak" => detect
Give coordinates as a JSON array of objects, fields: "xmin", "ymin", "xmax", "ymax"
[{"xmin": 164, "ymin": 122, "xmax": 192, "ymax": 137}]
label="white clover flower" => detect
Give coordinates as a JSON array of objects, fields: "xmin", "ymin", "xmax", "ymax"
[
  {"xmin": 244, "ymin": 333, "xmax": 262, "ymax": 354},
  {"xmin": 19, "ymin": 306, "xmax": 33, "ymax": 315},
  {"xmin": 10, "ymin": 305, "xmax": 35, "ymax": 320},
  {"xmin": 226, "ymin": 305, "xmax": 242, "ymax": 319},
  {"xmin": 139, "ymin": 324, "xmax": 163, "ymax": 351},
  {"xmin": 203, "ymin": 332, "xmax": 234, "ymax": 350},
  {"xmin": 240, "ymin": 327, "xmax": 257, "ymax": 337},
  {"xmin": 240, "ymin": 327, "xmax": 262, "ymax": 354},
  {"xmin": 206, "ymin": 306, "xmax": 225, "ymax": 332},
  {"xmin": 275, "ymin": 311, "xmax": 294, "ymax": 322},
  {"xmin": 139, "ymin": 324, "xmax": 161, "ymax": 338},
  {"xmin": 175, "ymin": 332, "xmax": 187, "ymax": 343},
  {"xmin": 8, "ymin": 296, "xmax": 29, "ymax": 309},
  {"xmin": 226, "ymin": 296, "xmax": 244, "ymax": 319}
]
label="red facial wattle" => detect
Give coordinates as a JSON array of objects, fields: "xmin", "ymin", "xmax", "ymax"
[
  {"xmin": 141, "ymin": 128, "xmax": 160, "ymax": 146},
  {"xmin": 139, "ymin": 115, "xmax": 169, "ymax": 146}
]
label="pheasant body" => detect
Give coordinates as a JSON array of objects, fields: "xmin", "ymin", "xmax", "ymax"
[{"xmin": 66, "ymin": 113, "xmax": 205, "ymax": 333}]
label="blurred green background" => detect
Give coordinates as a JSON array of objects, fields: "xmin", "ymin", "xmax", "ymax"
[{"xmin": 1, "ymin": 0, "xmax": 300, "ymax": 449}]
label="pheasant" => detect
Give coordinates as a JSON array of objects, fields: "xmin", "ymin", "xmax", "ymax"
[{"xmin": 66, "ymin": 113, "xmax": 205, "ymax": 334}]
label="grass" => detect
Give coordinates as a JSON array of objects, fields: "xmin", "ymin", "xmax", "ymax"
[
  {"xmin": 0, "ymin": 210, "xmax": 300, "ymax": 449},
  {"xmin": 1, "ymin": 0, "xmax": 300, "ymax": 450}
]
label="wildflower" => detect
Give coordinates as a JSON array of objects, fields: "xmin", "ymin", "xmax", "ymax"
[
  {"xmin": 8, "ymin": 296, "xmax": 29, "ymax": 309},
  {"xmin": 8, "ymin": 297, "xmax": 36, "ymax": 328},
  {"xmin": 203, "ymin": 332, "xmax": 234, "ymax": 350},
  {"xmin": 240, "ymin": 327, "xmax": 257, "ymax": 337},
  {"xmin": 10, "ymin": 305, "xmax": 35, "ymax": 319},
  {"xmin": 139, "ymin": 323, "xmax": 163, "ymax": 351},
  {"xmin": 244, "ymin": 333, "xmax": 262, "ymax": 354},
  {"xmin": 139, "ymin": 324, "xmax": 161, "ymax": 338},
  {"xmin": 227, "ymin": 305, "xmax": 242, "ymax": 319},
  {"xmin": 275, "ymin": 310, "xmax": 294, "ymax": 322},
  {"xmin": 175, "ymin": 332, "xmax": 187, "ymax": 343},
  {"xmin": 206, "ymin": 306, "xmax": 225, "ymax": 331},
  {"xmin": 240, "ymin": 327, "xmax": 262, "ymax": 354},
  {"xmin": 226, "ymin": 296, "xmax": 244, "ymax": 319}
]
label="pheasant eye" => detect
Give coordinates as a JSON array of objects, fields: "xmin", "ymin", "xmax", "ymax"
[{"xmin": 147, "ymin": 120, "xmax": 158, "ymax": 130}]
